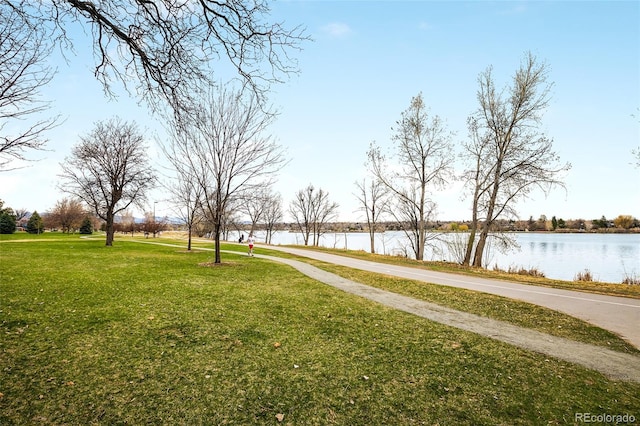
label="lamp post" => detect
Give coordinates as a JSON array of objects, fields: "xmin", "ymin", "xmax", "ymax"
[{"xmin": 153, "ymin": 201, "xmax": 158, "ymax": 237}]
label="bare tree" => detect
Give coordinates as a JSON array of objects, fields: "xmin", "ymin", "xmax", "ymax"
[
  {"xmin": 59, "ymin": 117, "xmax": 156, "ymax": 246},
  {"xmin": 460, "ymin": 116, "xmax": 492, "ymax": 266},
  {"xmin": 14, "ymin": 208, "xmax": 29, "ymax": 226},
  {"xmin": 354, "ymin": 175, "xmax": 389, "ymax": 253},
  {"xmin": 166, "ymin": 86, "xmax": 285, "ymax": 263},
  {"xmin": 368, "ymin": 93, "xmax": 454, "ymax": 260},
  {"xmin": 241, "ymin": 186, "xmax": 281, "ymax": 241},
  {"xmin": 4, "ymin": 1, "xmax": 307, "ymax": 116},
  {"xmin": 462, "ymin": 52, "xmax": 571, "ymax": 267},
  {"xmin": 263, "ymin": 192, "xmax": 283, "ymax": 245},
  {"xmin": 118, "ymin": 210, "xmax": 137, "ymax": 236},
  {"xmin": 162, "ymin": 134, "xmax": 205, "ymax": 251},
  {"xmin": 242, "ymin": 187, "xmax": 269, "ymax": 236},
  {"xmin": 46, "ymin": 197, "xmax": 86, "ymax": 233},
  {"xmin": 169, "ymin": 173, "xmax": 203, "ymax": 251},
  {"xmin": 0, "ymin": 5, "xmax": 59, "ymax": 169},
  {"xmin": 289, "ymin": 184, "xmax": 339, "ymax": 247},
  {"xmin": 141, "ymin": 211, "xmax": 167, "ymax": 238},
  {"xmin": 311, "ymin": 187, "xmax": 339, "ymax": 246},
  {"xmin": 289, "ymin": 185, "xmax": 315, "ymax": 246}
]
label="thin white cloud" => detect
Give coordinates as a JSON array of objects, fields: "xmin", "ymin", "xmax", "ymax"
[{"xmin": 321, "ymin": 22, "xmax": 353, "ymax": 38}]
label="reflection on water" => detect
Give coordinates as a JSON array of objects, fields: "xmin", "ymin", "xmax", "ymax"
[
  {"xmin": 235, "ymin": 230, "xmax": 640, "ymax": 284},
  {"xmin": 539, "ymin": 242, "xmax": 548, "ymax": 254},
  {"xmin": 619, "ymin": 244, "xmax": 636, "ymax": 256}
]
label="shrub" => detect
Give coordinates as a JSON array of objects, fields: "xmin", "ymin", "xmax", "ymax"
[
  {"xmin": 510, "ymin": 266, "xmax": 545, "ymax": 278},
  {"xmin": 622, "ymin": 273, "xmax": 640, "ymax": 286},
  {"xmin": 493, "ymin": 264, "xmax": 546, "ymax": 278},
  {"xmin": 574, "ymin": 269, "xmax": 593, "ymax": 282}
]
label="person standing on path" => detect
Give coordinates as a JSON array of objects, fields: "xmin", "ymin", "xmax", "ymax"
[{"xmin": 247, "ymin": 234, "xmax": 255, "ymax": 256}]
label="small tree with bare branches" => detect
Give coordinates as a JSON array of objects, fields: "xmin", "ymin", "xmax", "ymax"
[
  {"xmin": 263, "ymin": 192, "xmax": 283, "ymax": 245},
  {"xmin": 172, "ymin": 176, "xmax": 203, "ymax": 251},
  {"xmin": 368, "ymin": 93, "xmax": 454, "ymax": 260},
  {"xmin": 355, "ymin": 175, "xmax": 389, "ymax": 253},
  {"xmin": 46, "ymin": 198, "xmax": 86, "ymax": 233},
  {"xmin": 165, "ymin": 86, "xmax": 285, "ymax": 263},
  {"xmin": 241, "ymin": 186, "xmax": 282, "ymax": 242},
  {"xmin": 59, "ymin": 117, "xmax": 156, "ymax": 246},
  {"xmin": 289, "ymin": 184, "xmax": 339, "ymax": 247}
]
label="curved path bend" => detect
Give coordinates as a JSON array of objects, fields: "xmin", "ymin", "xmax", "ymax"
[
  {"xmin": 244, "ymin": 246, "xmax": 640, "ymax": 383},
  {"xmin": 263, "ymin": 245, "xmax": 640, "ymax": 351},
  {"xmin": 250, "ymin": 250, "xmax": 640, "ymax": 383},
  {"xmin": 138, "ymin": 240, "xmax": 640, "ymax": 382}
]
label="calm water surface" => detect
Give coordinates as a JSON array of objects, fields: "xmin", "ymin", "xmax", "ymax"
[{"xmin": 237, "ymin": 231, "xmax": 639, "ymax": 284}]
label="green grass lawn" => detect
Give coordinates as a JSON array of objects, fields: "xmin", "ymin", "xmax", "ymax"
[{"xmin": 1, "ymin": 233, "xmax": 639, "ymax": 425}]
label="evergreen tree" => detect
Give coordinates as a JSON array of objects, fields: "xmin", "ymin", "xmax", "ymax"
[
  {"xmin": 79, "ymin": 217, "xmax": 93, "ymax": 235},
  {"xmin": 0, "ymin": 209, "xmax": 16, "ymax": 234},
  {"xmin": 592, "ymin": 216, "xmax": 609, "ymax": 229},
  {"xmin": 26, "ymin": 211, "xmax": 44, "ymax": 234}
]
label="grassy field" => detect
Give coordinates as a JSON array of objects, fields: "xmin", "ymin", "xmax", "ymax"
[{"xmin": 1, "ymin": 233, "xmax": 639, "ymax": 425}]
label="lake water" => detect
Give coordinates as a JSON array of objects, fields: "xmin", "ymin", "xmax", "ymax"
[{"xmin": 232, "ymin": 230, "xmax": 640, "ymax": 284}]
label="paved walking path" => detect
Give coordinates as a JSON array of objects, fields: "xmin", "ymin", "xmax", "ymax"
[
  {"xmin": 249, "ymin": 250, "xmax": 640, "ymax": 383},
  {"xmin": 136, "ymin": 240, "xmax": 640, "ymax": 382},
  {"xmin": 263, "ymin": 245, "xmax": 640, "ymax": 350},
  {"xmin": 239, "ymin": 247, "xmax": 640, "ymax": 383}
]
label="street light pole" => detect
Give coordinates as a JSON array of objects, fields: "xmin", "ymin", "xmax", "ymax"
[{"xmin": 153, "ymin": 201, "xmax": 158, "ymax": 237}]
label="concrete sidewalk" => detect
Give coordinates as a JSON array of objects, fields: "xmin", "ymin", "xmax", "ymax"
[{"xmin": 262, "ymin": 245, "xmax": 640, "ymax": 350}]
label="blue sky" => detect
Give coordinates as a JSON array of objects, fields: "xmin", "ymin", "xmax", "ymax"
[{"xmin": 1, "ymin": 0, "xmax": 639, "ymax": 223}]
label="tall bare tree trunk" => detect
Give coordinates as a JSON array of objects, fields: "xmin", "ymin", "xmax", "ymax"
[
  {"xmin": 214, "ymin": 222, "xmax": 222, "ymax": 264},
  {"xmin": 473, "ymin": 163, "xmax": 501, "ymax": 267},
  {"xmin": 105, "ymin": 210, "xmax": 115, "ymax": 246},
  {"xmin": 369, "ymin": 226, "xmax": 376, "ymax": 254}
]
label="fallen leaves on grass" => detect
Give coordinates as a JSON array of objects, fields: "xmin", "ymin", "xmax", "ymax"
[{"xmin": 275, "ymin": 413, "xmax": 285, "ymax": 422}]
